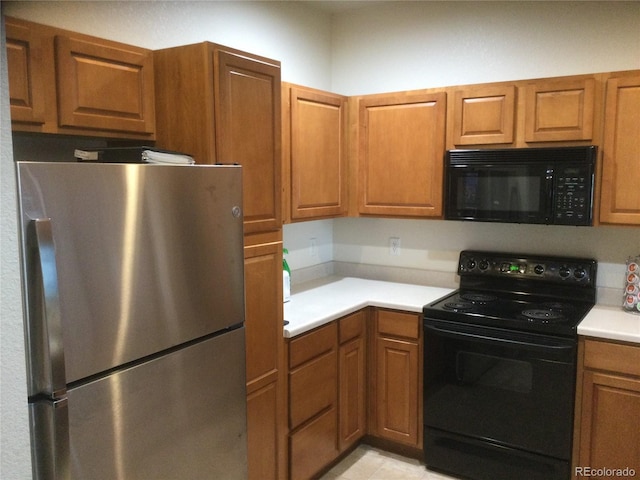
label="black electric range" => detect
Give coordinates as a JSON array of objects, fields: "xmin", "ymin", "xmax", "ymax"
[
  {"xmin": 424, "ymin": 250, "xmax": 597, "ymax": 338},
  {"xmin": 422, "ymin": 251, "xmax": 597, "ymax": 480}
]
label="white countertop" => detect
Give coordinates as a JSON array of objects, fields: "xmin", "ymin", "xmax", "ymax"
[
  {"xmin": 577, "ymin": 305, "xmax": 640, "ymax": 344},
  {"xmin": 283, "ymin": 277, "xmax": 453, "ymax": 338},
  {"xmin": 284, "ymin": 276, "xmax": 640, "ymax": 345}
]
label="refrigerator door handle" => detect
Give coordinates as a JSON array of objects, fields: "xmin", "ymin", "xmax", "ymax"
[
  {"xmin": 30, "ymin": 397, "xmax": 71, "ymax": 480},
  {"xmin": 30, "ymin": 218, "xmax": 67, "ymax": 399}
]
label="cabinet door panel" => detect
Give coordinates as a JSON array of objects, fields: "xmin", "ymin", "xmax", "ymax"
[
  {"xmin": 524, "ymin": 78, "xmax": 595, "ymax": 142},
  {"xmin": 289, "ymin": 350, "xmax": 337, "ymax": 429},
  {"xmin": 580, "ymin": 371, "xmax": 640, "ymax": 471},
  {"xmin": 289, "ymin": 407, "xmax": 338, "ymax": 480},
  {"xmin": 359, "ymin": 92, "xmax": 446, "ymax": 217},
  {"xmin": 375, "ymin": 336, "xmax": 419, "ymax": 446},
  {"xmin": 217, "ymin": 50, "xmax": 281, "ymax": 234},
  {"xmin": 289, "ymin": 86, "xmax": 347, "ymax": 220},
  {"xmin": 247, "ymin": 382, "xmax": 279, "ymax": 480},
  {"xmin": 339, "ymin": 335, "xmax": 366, "ymax": 450},
  {"xmin": 55, "ymin": 35, "xmax": 154, "ymax": 133},
  {"xmin": 244, "ymin": 242, "xmax": 282, "ymax": 385},
  {"xmin": 452, "ymin": 85, "xmax": 515, "ymax": 145},
  {"xmin": 5, "ymin": 19, "xmax": 46, "ymax": 125},
  {"xmin": 599, "ymin": 75, "xmax": 640, "ymax": 225}
]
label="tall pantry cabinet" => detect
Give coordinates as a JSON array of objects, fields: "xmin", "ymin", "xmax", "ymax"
[{"xmin": 154, "ymin": 43, "xmax": 285, "ymax": 480}]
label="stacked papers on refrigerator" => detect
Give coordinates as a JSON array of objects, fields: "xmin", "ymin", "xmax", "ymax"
[{"xmin": 74, "ymin": 147, "xmax": 195, "ymax": 165}]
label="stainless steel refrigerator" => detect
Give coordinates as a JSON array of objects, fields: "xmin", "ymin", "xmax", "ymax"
[{"xmin": 16, "ymin": 161, "xmax": 247, "ymax": 479}]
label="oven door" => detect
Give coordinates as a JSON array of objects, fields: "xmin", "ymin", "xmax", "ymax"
[
  {"xmin": 445, "ymin": 160, "xmax": 552, "ymax": 224},
  {"xmin": 423, "ymin": 319, "xmax": 576, "ymax": 480}
]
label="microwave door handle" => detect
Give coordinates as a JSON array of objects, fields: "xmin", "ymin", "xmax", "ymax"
[
  {"xmin": 28, "ymin": 218, "xmax": 67, "ymax": 399},
  {"xmin": 545, "ymin": 169, "xmax": 554, "ymax": 223}
]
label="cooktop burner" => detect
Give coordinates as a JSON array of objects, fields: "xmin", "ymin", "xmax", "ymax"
[
  {"xmin": 520, "ymin": 308, "xmax": 566, "ymax": 323},
  {"xmin": 423, "ymin": 251, "xmax": 597, "ymax": 337}
]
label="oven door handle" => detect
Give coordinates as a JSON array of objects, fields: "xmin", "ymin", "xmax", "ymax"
[{"xmin": 423, "ymin": 323, "xmax": 576, "ymax": 354}]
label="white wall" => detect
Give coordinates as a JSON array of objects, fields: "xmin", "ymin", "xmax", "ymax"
[
  {"xmin": 3, "ymin": 0, "xmax": 334, "ymax": 89},
  {"xmin": 331, "ymin": 1, "xmax": 640, "ymax": 94},
  {"xmin": 0, "ymin": 13, "xmax": 32, "ymax": 480}
]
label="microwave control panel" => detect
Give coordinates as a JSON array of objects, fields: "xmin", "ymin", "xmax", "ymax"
[{"xmin": 553, "ymin": 165, "xmax": 593, "ymax": 225}]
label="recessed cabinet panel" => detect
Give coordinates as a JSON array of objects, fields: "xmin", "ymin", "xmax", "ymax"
[
  {"xmin": 524, "ymin": 78, "xmax": 595, "ymax": 142},
  {"xmin": 55, "ymin": 35, "xmax": 155, "ymax": 133},
  {"xmin": 217, "ymin": 50, "xmax": 282, "ymax": 234},
  {"xmin": 359, "ymin": 92, "xmax": 446, "ymax": 217},
  {"xmin": 599, "ymin": 74, "xmax": 640, "ymax": 225},
  {"xmin": 453, "ymin": 85, "xmax": 515, "ymax": 145},
  {"xmin": 289, "ymin": 86, "xmax": 347, "ymax": 220},
  {"xmin": 5, "ymin": 19, "xmax": 46, "ymax": 125}
]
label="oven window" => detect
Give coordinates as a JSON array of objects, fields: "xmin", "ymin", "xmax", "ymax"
[{"xmin": 456, "ymin": 352, "xmax": 532, "ymax": 394}]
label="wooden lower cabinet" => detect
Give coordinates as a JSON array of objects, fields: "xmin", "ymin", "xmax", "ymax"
[
  {"xmin": 338, "ymin": 311, "xmax": 367, "ymax": 451},
  {"xmin": 574, "ymin": 338, "xmax": 640, "ymax": 478},
  {"xmin": 369, "ymin": 309, "xmax": 422, "ymax": 449},
  {"xmin": 288, "ymin": 322, "xmax": 339, "ymax": 479},
  {"xmin": 244, "ymin": 238, "xmax": 285, "ymax": 480}
]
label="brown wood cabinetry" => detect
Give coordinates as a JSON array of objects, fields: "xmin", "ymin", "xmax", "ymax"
[
  {"xmin": 154, "ymin": 42, "xmax": 281, "ymax": 235},
  {"xmin": 574, "ymin": 338, "xmax": 640, "ymax": 478},
  {"xmin": 338, "ymin": 310, "xmax": 367, "ymax": 452},
  {"xmin": 5, "ymin": 16, "xmax": 155, "ymax": 139},
  {"xmin": 287, "ymin": 323, "xmax": 339, "ymax": 479},
  {"xmin": 357, "ymin": 91, "xmax": 446, "ymax": 217},
  {"xmin": 599, "ymin": 72, "xmax": 640, "ymax": 225},
  {"xmin": 447, "ymin": 75, "xmax": 599, "ymax": 149},
  {"xmin": 450, "ymin": 85, "xmax": 516, "ymax": 146},
  {"xmin": 282, "ymin": 83, "xmax": 348, "ymax": 222},
  {"xmin": 244, "ymin": 239, "xmax": 286, "ymax": 480},
  {"xmin": 523, "ymin": 77, "xmax": 595, "ymax": 143},
  {"xmin": 369, "ymin": 309, "xmax": 422, "ymax": 449}
]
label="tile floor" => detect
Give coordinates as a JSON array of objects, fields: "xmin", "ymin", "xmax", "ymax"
[{"xmin": 319, "ymin": 444, "xmax": 460, "ymax": 480}]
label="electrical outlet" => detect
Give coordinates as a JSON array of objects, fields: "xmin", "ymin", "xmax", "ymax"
[
  {"xmin": 310, "ymin": 237, "xmax": 318, "ymax": 256},
  {"xmin": 389, "ymin": 237, "xmax": 401, "ymax": 256}
]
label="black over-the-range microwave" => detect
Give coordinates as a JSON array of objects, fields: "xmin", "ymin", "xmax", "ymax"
[{"xmin": 444, "ymin": 146, "xmax": 597, "ymax": 226}]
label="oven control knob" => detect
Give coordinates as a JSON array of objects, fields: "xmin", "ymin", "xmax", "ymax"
[
  {"xmin": 559, "ymin": 266, "xmax": 572, "ymax": 278},
  {"xmin": 534, "ymin": 264, "xmax": 545, "ymax": 275},
  {"xmin": 574, "ymin": 267, "xmax": 587, "ymax": 280},
  {"xmin": 479, "ymin": 259, "xmax": 489, "ymax": 271},
  {"xmin": 465, "ymin": 259, "xmax": 477, "ymax": 270}
]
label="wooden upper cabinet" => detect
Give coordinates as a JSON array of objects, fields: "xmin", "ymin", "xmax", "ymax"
[
  {"xmin": 358, "ymin": 91, "xmax": 446, "ymax": 217},
  {"xmin": 5, "ymin": 17, "xmax": 46, "ymax": 125},
  {"xmin": 451, "ymin": 85, "xmax": 515, "ymax": 146},
  {"xmin": 154, "ymin": 43, "xmax": 282, "ymax": 234},
  {"xmin": 524, "ymin": 77, "xmax": 595, "ymax": 142},
  {"xmin": 599, "ymin": 73, "xmax": 640, "ymax": 225},
  {"xmin": 283, "ymin": 84, "xmax": 348, "ymax": 222},
  {"xmin": 55, "ymin": 35, "xmax": 155, "ymax": 134},
  {"xmin": 5, "ymin": 16, "xmax": 155, "ymax": 139}
]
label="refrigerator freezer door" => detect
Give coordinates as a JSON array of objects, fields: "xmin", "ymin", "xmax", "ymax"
[
  {"xmin": 17, "ymin": 162, "xmax": 244, "ymax": 386},
  {"xmin": 57, "ymin": 328, "xmax": 247, "ymax": 480}
]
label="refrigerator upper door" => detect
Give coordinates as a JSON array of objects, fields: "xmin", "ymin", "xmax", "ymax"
[
  {"xmin": 31, "ymin": 328, "xmax": 248, "ymax": 479},
  {"xmin": 17, "ymin": 162, "xmax": 244, "ymax": 386}
]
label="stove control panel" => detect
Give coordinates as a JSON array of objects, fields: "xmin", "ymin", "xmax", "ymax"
[{"xmin": 458, "ymin": 250, "xmax": 597, "ymax": 285}]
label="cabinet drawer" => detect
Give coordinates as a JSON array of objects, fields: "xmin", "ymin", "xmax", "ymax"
[
  {"xmin": 289, "ymin": 350, "xmax": 337, "ymax": 429},
  {"xmin": 377, "ymin": 310, "xmax": 420, "ymax": 340},
  {"xmin": 289, "ymin": 322, "xmax": 336, "ymax": 368},
  {"xmin": 584, "ymin": 339, "xmax": 640, "ymax": 377},
  {"xmin": 289, "ymin": 406, "xmax": 338, "ymax": 480},
  {"xmin": 339, "ymin": 310, "xmax": 366, "ymax": 344}
]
